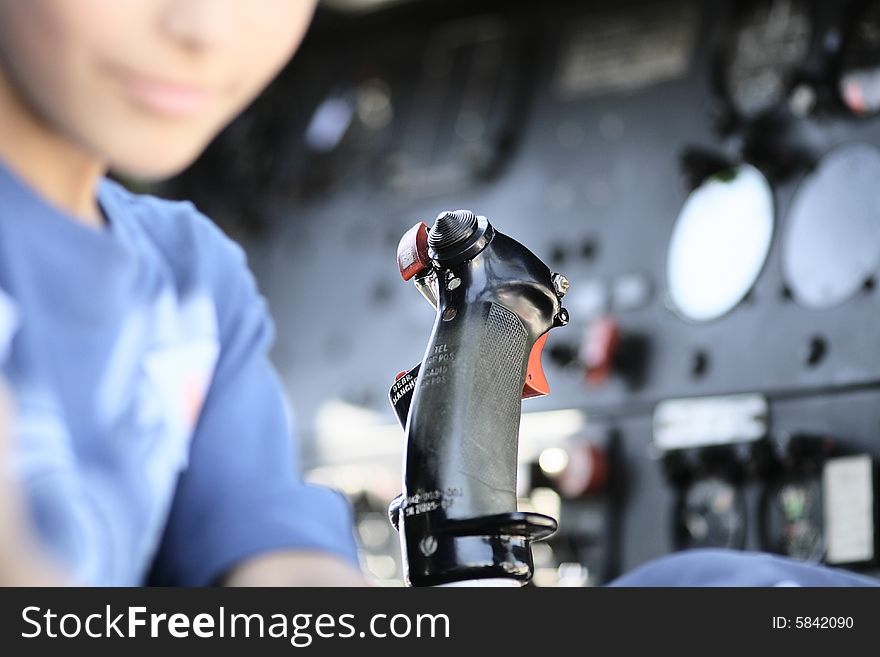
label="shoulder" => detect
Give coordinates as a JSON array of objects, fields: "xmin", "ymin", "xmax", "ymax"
[
  {"xmin": 100, "ymin": 178, "xmax": 246, "ymax": 278},
  {"xmin": 99, "ymin": 179, "xmax": 261, "ymax": 328}
]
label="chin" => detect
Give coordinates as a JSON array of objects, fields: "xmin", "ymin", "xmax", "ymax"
[{"xmin": 108, "ymin": 145, "xmax": 205, "ymax": 183}]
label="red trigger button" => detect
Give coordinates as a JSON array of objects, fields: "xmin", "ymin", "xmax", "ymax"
[
  {"xmin": 397, "ymin": 222, "xmax": 431, "ymax": 281},
  {"xmin": 523, "ymin": 333, "xmax": 550, "ymax": 399}
]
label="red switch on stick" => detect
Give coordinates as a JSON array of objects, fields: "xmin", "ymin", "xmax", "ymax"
[{"xmin": 397, "ymin": 222, "xmax": 431, "ymax": 281}]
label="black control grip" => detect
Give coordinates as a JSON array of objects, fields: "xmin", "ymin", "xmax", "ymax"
[{"xmin": 397, "ymin": 228, "xmax": 562, "ymax": 586}]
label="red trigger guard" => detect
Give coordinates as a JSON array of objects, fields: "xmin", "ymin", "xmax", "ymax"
[{"xmin": 522, "ymin": 333, "xmax": 550, "ymax": 399}]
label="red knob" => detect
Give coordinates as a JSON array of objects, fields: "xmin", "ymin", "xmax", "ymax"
[{"xmin": 581, "ymin": 315, "xmax": 620, "ymax": 386}]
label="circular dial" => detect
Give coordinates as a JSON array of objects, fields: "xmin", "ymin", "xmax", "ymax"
[
  {"xmin": 722, "ymin": 0, "xmax": 812, "ymax": 120},
  {"xmin": 667, "ymin": 165, "xmax": 774, "ymax": 322},
  {"xmin": 840, "ymin": 0, "xmax": 880, "ymax": 115},
  {"xmin": 782, "ymin": 144, "xmax": 880, "ymax": 309},
  {"xmin": 676, "ymin": 477, "xmax": 747, "ymax": 550},
  {"xmin": 761, "ymin": 478, "xmax": 824, "ymax": 561}
]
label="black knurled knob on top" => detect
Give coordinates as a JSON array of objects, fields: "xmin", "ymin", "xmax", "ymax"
[{"xmin": 428, "ymin": 210, "xmax": 477, "ymax": 253}]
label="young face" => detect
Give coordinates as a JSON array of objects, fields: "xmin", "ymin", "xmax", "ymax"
[{"xmin": 0, "ymin": 0, "xmax": 316, "ymax": 180}]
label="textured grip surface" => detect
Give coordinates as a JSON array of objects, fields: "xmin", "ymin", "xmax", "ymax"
[{"xmin": 461, "ymin": 303, "xmax": 528, "ymax": 496}]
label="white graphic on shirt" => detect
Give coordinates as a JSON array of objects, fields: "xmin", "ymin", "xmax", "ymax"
[
  {"xmin": 134, "ymin": 293, "xmax": 219, "ymax": 487},
  {"xmin": 0, "ymin": 286, "xmax": 18, "ymax": 364},
  {"xmin": 117, "ymin": 291, "xmax": 220, "ymax": 582}
]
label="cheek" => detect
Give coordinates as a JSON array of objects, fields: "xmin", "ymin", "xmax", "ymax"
[
  {"xmin": 0, "ymin": 4, "xmax": 77, "ymax": 106},
  {"xmin": 228, "ymin": 1, "xmax": 315, "ymax": 96},
  {"xmin": 0, "ymin": 1, "xmax": 153, "ymax": 157},
  {"xmin": 0, "ymin": 0, "xmax": 129, "ymax": 107}
]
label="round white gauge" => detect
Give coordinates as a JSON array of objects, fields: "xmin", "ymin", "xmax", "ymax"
[
  {"xmin": 667, "ymin": 164, "xmax": 775, "ymax": 322},
  {"xmin": 783, "ymin": 144, "xmax": 880, "ymax": 309}
]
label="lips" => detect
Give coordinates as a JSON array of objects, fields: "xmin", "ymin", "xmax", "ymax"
[{"xmin": 112, "ymin": 68, "xmax": 216, "ymax": 118}]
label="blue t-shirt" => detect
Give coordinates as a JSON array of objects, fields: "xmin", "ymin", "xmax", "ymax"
[{"xmin": 0, "ymin": 158, "xmax": 359, "ymax": 585}]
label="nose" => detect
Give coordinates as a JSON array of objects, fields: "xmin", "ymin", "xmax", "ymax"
[{"xmin": 158, "ymin": 0, "xmax": 236, "ymax": 52}]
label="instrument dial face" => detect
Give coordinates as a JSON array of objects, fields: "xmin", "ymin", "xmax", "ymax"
[
  {"xmin": 782, "ymin": 144, "xmax": 880, "ymax": 309},
  {"xmin": 762, "ymin": 478, "xmax": 824, "ymax": 561},
  {"xmin": 722, "ymin": 0, "xmax": 812, "ymax": 120},
  {"xmin": 676, "ymin": 477, "xmax": 747, "ymax": 550},
  {"xmin": 667, "ymin": 165, "xmax": 774, "ymax": 322}
]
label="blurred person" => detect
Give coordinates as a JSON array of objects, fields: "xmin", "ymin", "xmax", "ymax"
[{"xmin": 0, "ymin": 0, "xmax": 365, "ymax": 586}]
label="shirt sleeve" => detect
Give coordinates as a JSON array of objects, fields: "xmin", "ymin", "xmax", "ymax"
[
  {"xmin": 609, "ymin": 549, "xmax": 880, "ymax": 587},
  {"xmin": 148, "ymin": 233, "xmax": 359, "ymax": 586}
]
